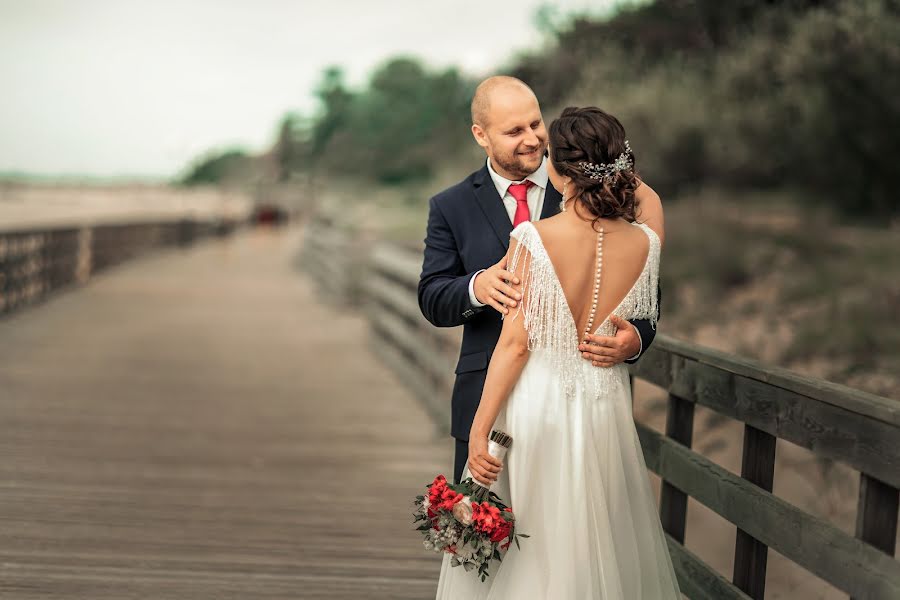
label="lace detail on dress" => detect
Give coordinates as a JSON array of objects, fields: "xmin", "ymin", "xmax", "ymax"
[
  {"xmin": 507, "ymin": 222, "xmax": 580, "ymax": 397},
  {"xmin": 507, "ymin": 221, "xmax": 660, "ymax": 400},
  {"xmin": 610, "ymin": 222, "xmax": 660, "ymax": 331}
]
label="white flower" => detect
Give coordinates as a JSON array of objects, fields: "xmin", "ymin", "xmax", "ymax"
[
  {"xmin": 455, "ymin": 540, "xmax": 478, "ymax": 561},
  {"xmin": 451, "ymin": 495, "xmax": 473, "ymax": 525}
]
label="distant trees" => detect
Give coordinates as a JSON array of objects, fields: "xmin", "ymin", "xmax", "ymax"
[
  {"xmin": 515, "ymin": 0, "xmax": 898, "ymax": 218},
  {"xmin": 271, "ymin": 113, "xmax": 307, "ymax": 182},
  {"xmin": 310, "ymin": 67, "xmax": 353, "ymax": 160},
  {"xmin": 306, "ymin": 59, "xmax": 474, "ymax": 184},
  {"xmin": 179, "ymin": 149, "xmax": 256, "ymax": 186},
  {"xmin": 179, "ymin": 0, "xmax": 898, "ymax": 218}
]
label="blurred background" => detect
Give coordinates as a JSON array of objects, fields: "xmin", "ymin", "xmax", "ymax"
[
  {"xmin": 3, "ymin": 0, "xmax": 898, "ymax": 391},
  {"xmin": 1, "ymin": 1, "xmax": 898, "ymax": 599}
]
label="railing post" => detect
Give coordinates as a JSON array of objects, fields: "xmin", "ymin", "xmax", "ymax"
[
  {"xmin": 75, "ymin": 227, "xmax": 93, "ymax": 284},
  {"xmin": 0, "ymin": 232, "xmax": 8, "ymax": 314},
  {"xmin": 851, "ymin": 473, "xmax": 899, "ymax": 600},
  {"xmin": 659, "ymin": 392, "xmax": 695, "ymax": 544},
  {"xmin": 733, "ymin": 424, "xmax": 777, "ymax": 599},
  {"xmin": 177, "ymin": 218, "xmax": 196, "ymax": 247}
]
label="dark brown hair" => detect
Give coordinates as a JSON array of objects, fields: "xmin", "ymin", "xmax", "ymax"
[{"xmin": 548, "ymin": 106, "xmax": 638, "ymax": 226}]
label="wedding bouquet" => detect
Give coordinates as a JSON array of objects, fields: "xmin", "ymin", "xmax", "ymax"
[{"xmin": 412, "ymin": 430, "xmax": 528, "ymax": 582}]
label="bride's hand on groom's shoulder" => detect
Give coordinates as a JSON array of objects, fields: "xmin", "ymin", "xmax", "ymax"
[
  {"xmin": 468, "ymin": 434, "xmax": 503, "ymax": 486},
  {"xmin": 474, "ymin": 256, "xmax": 522, "ymax": 316}
]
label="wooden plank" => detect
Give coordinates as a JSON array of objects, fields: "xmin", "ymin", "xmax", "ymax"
[
  {"xmin": 364, "ymin": 305, "xmax": 454, "ymax": 387},
  {"xmin": 0, "ymin": 227, "xmax": 446, "ymax": 599},
  {"xmin": 664, "ymin": 533, "xmax": 753, "ymax": 600},
  {"xmin": 371, "ymin": 243, "xmax": 421, "ymax": 288},
  {"xmin": 631, "ymin": 349, "xmax": 900, "ymax": 489},
  {"xmin": 361, "ymin": 273, "xmax": 457, "ymax": 355},
  {"xmin": 636, "ymin": 423, "xmax": 900, "ymax": 600},
  {"xmin": 647, "ymin": 335, "xmax": 900, "ymax": 427},
  {"xmin": 368, "ymin": 335, "xmax": 450, "ymax": 431},
  {"xmin": 362, "ymin": 273, "xmax": 429, "ymax": 330}
]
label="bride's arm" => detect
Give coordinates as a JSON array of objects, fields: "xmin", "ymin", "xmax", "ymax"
[
  {"xmin": 634, "ymin": 179, "xmax": 665, "ymax": 246},
  {"xmin": 468, "ymin": 240, "xmax": 531, "ymax": 485}
]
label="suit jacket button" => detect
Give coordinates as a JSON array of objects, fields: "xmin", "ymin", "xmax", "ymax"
[{"xmin": 463, "ymin": 309, "xmax": 474, "ymax": 318}]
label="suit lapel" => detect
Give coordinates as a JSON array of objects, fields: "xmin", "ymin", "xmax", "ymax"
[
  {"xmin": 472, "ymin": 166, "xmax": 514, "ymax": 251},
  {"xmin": 472, "ymin": 163, "xmax": 562, "ymax": 250},
  {"xmin": 541, "ymin": 183, "xmax": 562, "ymax": 220}
]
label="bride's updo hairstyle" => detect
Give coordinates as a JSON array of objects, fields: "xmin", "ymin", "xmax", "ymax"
[{"xmin": 548, "ymin": 106, "xmax": 638, "ymax": 225}]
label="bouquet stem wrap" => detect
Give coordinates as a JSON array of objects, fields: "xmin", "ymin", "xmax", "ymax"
[{"xmin": 471, "ymin": 430, "xmax": 512, "ymax": 502}]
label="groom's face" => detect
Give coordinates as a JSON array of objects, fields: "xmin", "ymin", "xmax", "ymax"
[{"xmin": 473, "ymin": 90, "xmax": 547, "ymax": 181}]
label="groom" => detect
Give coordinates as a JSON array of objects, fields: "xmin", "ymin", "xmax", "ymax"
[{"xmin": 417, "ymin": 76, "xmax": 661, "ymax": 484}]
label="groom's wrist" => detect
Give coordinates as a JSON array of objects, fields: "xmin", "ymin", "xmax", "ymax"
[
  {"xmin": 468, "ymin": 269, "xmax": 487, "ymax": 307},
  {"xmin": 626, "ymin": 323, "xmax": 643, "ymax": 362}
]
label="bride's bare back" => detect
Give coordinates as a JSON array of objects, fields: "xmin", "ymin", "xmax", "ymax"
[{"xmin": 533, "ymin": 212, "xmax": 650, "ymax": 339}]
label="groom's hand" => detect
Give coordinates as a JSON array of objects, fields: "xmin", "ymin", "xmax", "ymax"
[
  {"xmin": 578, "ymin": 315, "xmax": 641, "ymax": 367},
  {"xmin": 473, "ymin": 256, "xmax": 522, "ymax": 315}
]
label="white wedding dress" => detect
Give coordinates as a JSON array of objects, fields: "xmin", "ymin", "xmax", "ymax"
[{"xmin": 435, "ymin": 220, "xmax": 681, "ymax": 599}]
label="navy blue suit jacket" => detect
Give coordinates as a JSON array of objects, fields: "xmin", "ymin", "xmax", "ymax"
[{"xmin": 417, "ymin": 164, "xmax": 659, "ymax": 441}]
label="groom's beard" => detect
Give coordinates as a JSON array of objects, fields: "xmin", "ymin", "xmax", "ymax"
[{"xmin": 492, "ymin": 140, "xmax": 547, "ymax": 180}]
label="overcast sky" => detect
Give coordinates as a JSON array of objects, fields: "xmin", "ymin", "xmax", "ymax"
[{"xmin": 0, "ymin": 0, "xmax": 625, "ymax": 179}]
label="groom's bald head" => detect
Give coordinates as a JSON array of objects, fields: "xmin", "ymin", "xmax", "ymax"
[
  {"xmin": 470, "ymin": 76, "xmax": 547, "ymax": 180},
  {"xmin": 471, "ymin": 76, "xmax": 538, "ymax": 128}
]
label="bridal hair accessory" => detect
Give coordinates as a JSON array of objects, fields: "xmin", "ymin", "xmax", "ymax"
[
  {"xmin": 413, "ymin": 429, "xmax": 529, "ymax": 581},
  {"xmin": 579, "ymin": 140, "xmax": 633, "ymax": 181}
]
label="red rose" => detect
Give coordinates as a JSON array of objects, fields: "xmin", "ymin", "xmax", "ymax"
[
  {"xmin": 429, "ymin": 475, "xmax": 449, "ymax": 505},
  {"xmin": 473, "ymin": 503, "xmax": 503, "ymax": 533},
  {"xmin": 437, "ymin": 488, "xmax": 464, "ymax": 511},
  {"xmin": 490, "ymin": 519, "xmax": 512, "ymax": 542}
]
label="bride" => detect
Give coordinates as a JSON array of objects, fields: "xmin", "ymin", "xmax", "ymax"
[{"xmin": 435, "ymin": 106, "xmax": 681, "ymax": 598}]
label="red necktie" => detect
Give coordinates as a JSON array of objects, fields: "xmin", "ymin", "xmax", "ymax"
[{"xmin": 509, "ymin": 180, "xmax": 534, "ymax": 227}]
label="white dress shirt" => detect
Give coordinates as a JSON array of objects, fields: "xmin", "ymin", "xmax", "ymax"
[
  {"xmin": 467, "ymin": 156, "xmax": 643, "ymax": 359},
  {"xmin": 467, "ymin": 156, "xmax": 547, "ymax": 307}
]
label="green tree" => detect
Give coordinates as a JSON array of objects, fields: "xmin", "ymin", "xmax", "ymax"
[
  {"xmin": 271, "ymin": 113, "xmax": 307, "ymax": 182},
  {"xmin": 179, "ymin": 149, "xmax": 254, "ymax": 186},
  {"xmin": 310, "ymin": 67, "xmax": 354, "ymax": 159}
]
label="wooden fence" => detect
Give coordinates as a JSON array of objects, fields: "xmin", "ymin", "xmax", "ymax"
[
  {"xmin": 299, "ymin": 218, "xmax": 900, "ymax": 600},
  {"xmin": 0, "ymin": 217, "xmax": 241, "ymax": 318},
  {"xmin": 300, "ymin": 215, "xmax": 459, "ymax": 426}
]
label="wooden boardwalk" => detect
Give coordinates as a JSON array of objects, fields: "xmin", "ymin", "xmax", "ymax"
[{"xmin": 0, "ymin": 226, "xmax": 451, "ymax": 599}]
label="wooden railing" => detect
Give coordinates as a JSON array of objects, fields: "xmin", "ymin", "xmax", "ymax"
[
  {"xmin": 299, "ymin": 219, "xmax": 900, "ymax": 600},
  {"xmin": 0, "ymin": 218, "xmax": 241, "ymax": 318},
  {"xmin": 299, "ymin": 216, "xmax": 459, "ymax": 425},
  {"xmin": 630, "ymin": 338, "xmax": 899, "ymax": 600}
]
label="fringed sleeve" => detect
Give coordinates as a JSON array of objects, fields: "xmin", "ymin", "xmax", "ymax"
[
  {"xmin": 614, "ymin": 223, "xmax": 660, "ymax": 330},
  {"xmin": 507, "ymin": 222, "xmax": 582, "ymax": 398}
]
